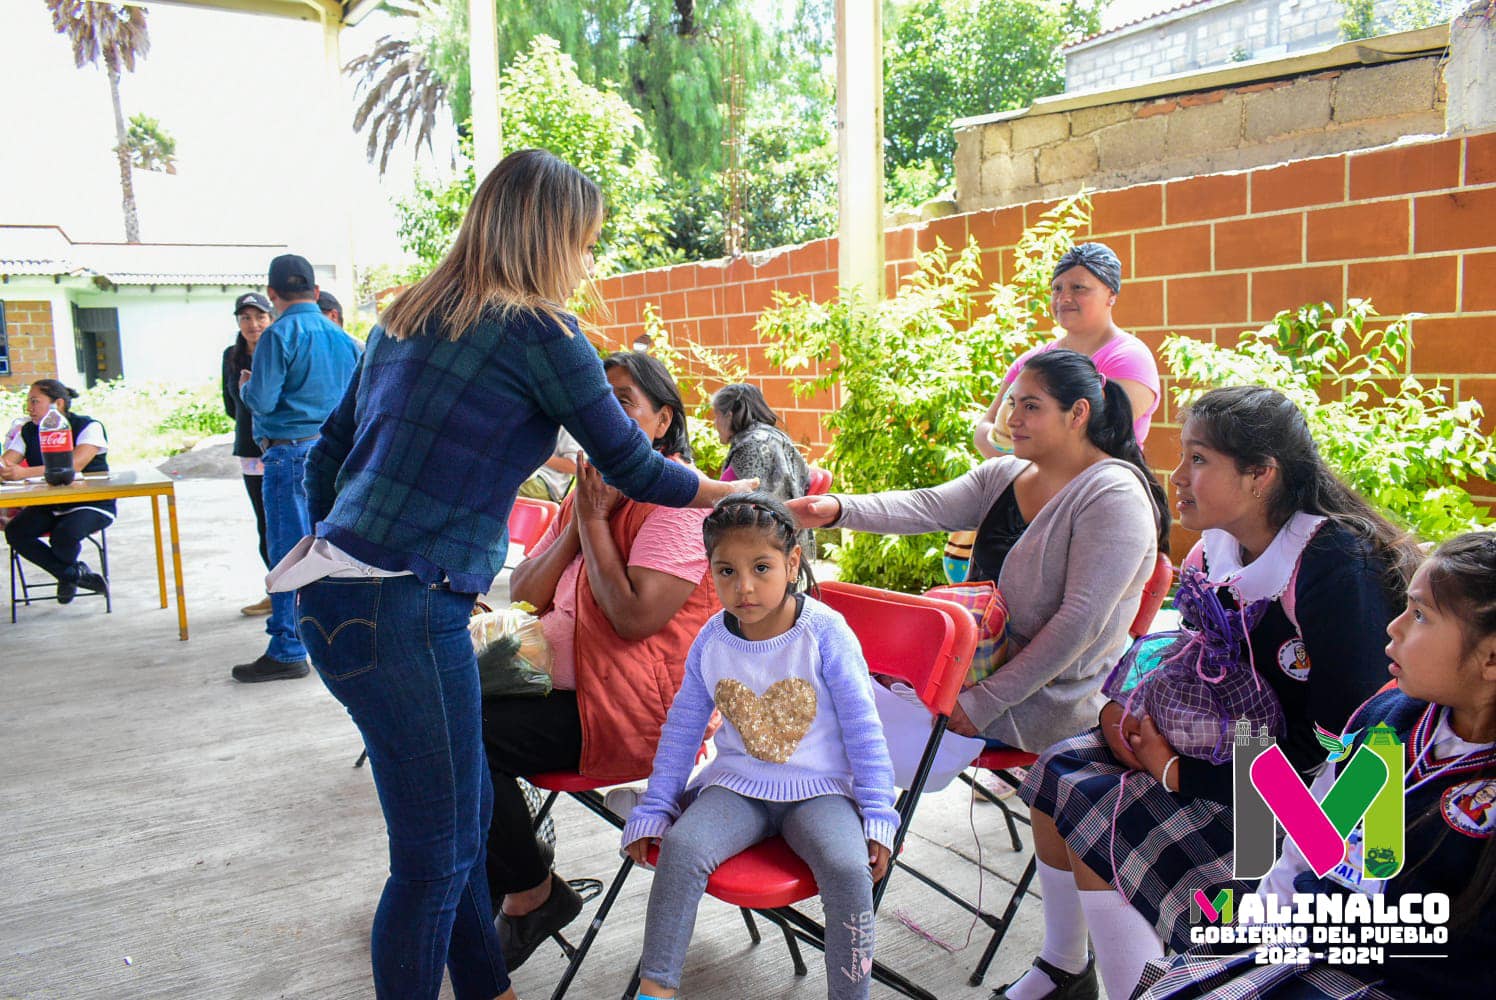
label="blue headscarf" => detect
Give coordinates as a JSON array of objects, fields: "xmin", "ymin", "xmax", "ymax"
[{"xmin": 1053, "ymin": 242, "xmax": 1122, "ymax": 294}]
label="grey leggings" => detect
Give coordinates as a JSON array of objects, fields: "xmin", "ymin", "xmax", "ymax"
[{"xmin": 640, "ymin": 786, "xmax": 876, "ymax": 999}]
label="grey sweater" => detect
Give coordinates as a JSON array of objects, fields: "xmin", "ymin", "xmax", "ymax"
[{"xmin": 834, "ymin": 457, "xmax": 1159, "ymax": 751}]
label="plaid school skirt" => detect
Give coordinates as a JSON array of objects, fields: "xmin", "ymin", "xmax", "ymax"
[{"xmin": 1018, "ymin": 728, "xmax": 1255, "ymax": 952}]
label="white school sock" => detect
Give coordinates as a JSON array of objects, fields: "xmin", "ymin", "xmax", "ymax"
[
  {"xmin": 1078, "ymin": 889, "xmax": 1163, "ymax": 1000},
  {"xmin": 1000, "ymin": 860, "xmax": 1091, "ymax": 1000}
]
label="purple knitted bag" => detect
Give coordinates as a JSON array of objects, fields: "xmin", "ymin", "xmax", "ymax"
[{"xmin": 1107, "ymin": 566, "xmax": 1286, "ymax": 764}]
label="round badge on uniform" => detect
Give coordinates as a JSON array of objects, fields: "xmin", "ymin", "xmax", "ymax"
[
  {"xmin": 1276, "ymin": 637, "xmax": 1310, "ymax": 680},
  {"xmin": 1441, "ymin": 780, "xmax": 1496, "ymax": 838}
]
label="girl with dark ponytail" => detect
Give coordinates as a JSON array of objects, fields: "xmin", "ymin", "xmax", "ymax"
[{"xmin": 791, "ymin": 348, "xmax": 1167, "ymax": 751}]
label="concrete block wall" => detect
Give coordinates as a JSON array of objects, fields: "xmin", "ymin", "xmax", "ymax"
[
  {"xmin": 0, "ymin": 300, "xmax": 57, "ymax": 390},
  {"xmin": 955, "ymin": 56, "xmax": 1445, "ymax": 212},
  {"xmin": 588, "ymin": 130, "xmax": 1496, "ymax": 550},
  {"xmin": 1065, "ymin": 0, "xmax": 1398, "ymax": 91}
]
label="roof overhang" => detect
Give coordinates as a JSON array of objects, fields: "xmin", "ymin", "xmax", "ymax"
[{"xmin": 114, "ymin": 0, "xmax": 381, "ymax": 28}]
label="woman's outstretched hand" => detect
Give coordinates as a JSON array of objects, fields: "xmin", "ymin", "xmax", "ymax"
[
  {"xmin": 691, "ymin": 473, "xmax": 758, "ymax": 509},
  {"xmin": 786, "ymin": 495, "xmax": 840, "ymax": 529}
]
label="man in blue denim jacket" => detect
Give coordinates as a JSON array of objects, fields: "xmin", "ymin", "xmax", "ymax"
[{"xmin": 234, "ymin": 254, "xmax": 361, "ymax": 682}]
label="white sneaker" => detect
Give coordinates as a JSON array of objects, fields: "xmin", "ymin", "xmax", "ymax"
[{"xmin": 603, "ymin": 785, "xmax": 642, "ymax": 820}]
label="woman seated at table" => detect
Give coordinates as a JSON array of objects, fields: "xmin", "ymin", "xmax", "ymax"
[
  {"xmin": 791, "ymin": 349, "xmax": 1170, "ymax": 750},
  {"xmin": 2, "ymin": 379, "xmax": 111, "ymax": 602},
  {"xmin": 974, "ymin": 242, "xmax": 1160, "ymax": 457},
  {"xmin": 482, "ymin": 351, "xmax": 719, "ymax": 969}
]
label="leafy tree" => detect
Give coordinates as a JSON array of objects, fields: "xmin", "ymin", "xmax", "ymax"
[
  {"xmin": 346, "ymin": 0, "xmax": 449, "ymax": 175},
  {"xmin": 394, "ymin": 36, "xmax": 673, "ymax": 277},
  {"xmin": 883, "ymin": 0, "xmax": 1100, "ymax": 191},
  {"xmin": 123, "ymin": 113, "xmax": 175, "ymax": 173},
  {"xmin": 1340, "ymin": 0, "xmax": 1380, "ymax": 39},
  {"xmin": 46, "ymin": 0, "xmax": 150, "ymax": 241}
]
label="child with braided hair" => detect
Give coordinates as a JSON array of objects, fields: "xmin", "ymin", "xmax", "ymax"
[{"xmin": 621, "ymin": 491, "xmax": 898, "ymax": 1000}]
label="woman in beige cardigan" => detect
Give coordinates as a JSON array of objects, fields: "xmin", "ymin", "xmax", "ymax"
[{"xmin": 789, "ymin": 349, "xmax": 1170, "ymax": 749}]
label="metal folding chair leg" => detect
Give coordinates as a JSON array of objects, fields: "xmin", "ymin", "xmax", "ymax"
[{"xmin": 969, "ymin": 854, "xmax": 1038, "ymax": 986}]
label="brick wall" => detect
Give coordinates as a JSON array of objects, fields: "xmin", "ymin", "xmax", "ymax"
[
  {"xmin": 0, "ymin": 300, "xmax": 57, "ymax": 390},
  {"xmin": 590, "ymin": 130, "xmax": 1496, "ymax": 553}
]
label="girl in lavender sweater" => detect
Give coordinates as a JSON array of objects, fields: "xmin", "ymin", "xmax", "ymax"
[{"xmin": 622, "ymin": 492, "xmax": 898, "ymax": 1000}]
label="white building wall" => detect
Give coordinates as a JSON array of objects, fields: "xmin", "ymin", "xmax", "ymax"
[{"xmin": 70, "ymin": 286, "xmax": 251, "ymax": 387}]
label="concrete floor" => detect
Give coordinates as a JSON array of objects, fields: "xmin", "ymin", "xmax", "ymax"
[{"xmin": 1, "ymin": 478, "xmax": 1050, "ymax": 999}]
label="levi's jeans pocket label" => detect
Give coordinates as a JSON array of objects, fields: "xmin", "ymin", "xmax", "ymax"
[{"xmin": 298, "ymin": 579, "xmax": 380, "ymax": 681}]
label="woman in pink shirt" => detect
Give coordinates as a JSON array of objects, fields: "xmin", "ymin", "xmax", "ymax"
[
  {"xmin": 481, "ymin": 351, "xmax": 719, "ymax": 971},
  {"xmin": 976, "ymin": 243, "xmax": 1160, "ymax": 457}
]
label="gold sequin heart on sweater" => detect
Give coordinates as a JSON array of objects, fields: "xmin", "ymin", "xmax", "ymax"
[{"xmin": 715, "ymin": 678, "xmax": 818, "ymax": 764}]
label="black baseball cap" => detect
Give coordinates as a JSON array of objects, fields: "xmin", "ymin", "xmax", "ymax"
[
  {"xmin": 234, "ymin": 291, "xmax": 273, "ymax": 315},
  {"xmin": 317, "ymin": 290, "xmax": 343, "ymax": 315},
  {"xmin": 267, "ymin": 254, "xmax": 317, "ymax": 296}
]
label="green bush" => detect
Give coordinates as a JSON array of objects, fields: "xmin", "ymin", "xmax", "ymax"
[
  {"xmin": 755, "ymin": 195, "xmax": 1091, "ymax": 591},
  {"xmin": 1164, "ymin": 300, "xmax": 1496, "ymax": 540}
]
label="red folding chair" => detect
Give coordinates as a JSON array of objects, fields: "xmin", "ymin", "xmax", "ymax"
[
  {"xmin": 620, "ymin": 579, "xmax": 978, "ymax": 1000},
  {"xmin": 509, "ymin": 496, "xmax": 560, "ymax": 556},
  {"xmin": 806, "ymin": 466, "xmax": 832, "ymax": 495}
]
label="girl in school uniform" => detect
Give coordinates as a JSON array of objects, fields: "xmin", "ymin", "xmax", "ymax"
[
  {"xmin": 1133, "ymin": 530, "xmax": 1496, "ymax": 998},
  {"xmin": 1003, "ymin": 386, "xmax": 1421, "ymax": 1000}
]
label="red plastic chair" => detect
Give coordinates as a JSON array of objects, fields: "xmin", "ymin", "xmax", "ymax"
[
  {"xmin": 1130, "ymin": 552, "xmax": 1175, "ymax": 639},
  {"xmin": 623, "ymin": 579, "xmax": 978, "ymax": 1000},
  {"xmin": 806, "ymin": 466, "xmax": 832, "ymax": 495},
  {"xmin": 510, "ymin": 496, "xmax": 561, "ymax": 556}
]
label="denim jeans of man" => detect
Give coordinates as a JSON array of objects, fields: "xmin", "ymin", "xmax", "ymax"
[
  {"xmin": 260, "ymin": 440, "xmax": 312, "ymax": 663},
  {"xmin": 297, "ymin": 575, "xmax": 510, "ymax": 1000}
]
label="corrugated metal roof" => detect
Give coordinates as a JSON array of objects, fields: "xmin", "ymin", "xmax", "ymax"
[{"xmin": 0, "ymin": 225, "xmax": 286, "ymax": 287}]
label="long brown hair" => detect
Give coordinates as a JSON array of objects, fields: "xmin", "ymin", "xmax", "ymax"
[{"xmin": 382, "ymin": 149, "xmax": 602, "ymax": 341}]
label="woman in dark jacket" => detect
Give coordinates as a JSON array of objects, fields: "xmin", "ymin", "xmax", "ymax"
[
  {"xmin": 221, "ymin": 292, "xmax": 271, "ymax": 615},
  {"xmin": 1, "ymin": 379, "xmax": 112, "ymax": 603}
]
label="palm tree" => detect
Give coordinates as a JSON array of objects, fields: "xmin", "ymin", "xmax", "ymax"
[
  {"xmin": 46, "ymin": 1, "xmax": 151, "ymax": 242},
  {"xmin": 346, "ymin": 0, "xmax": 450, "ymax": 175}
]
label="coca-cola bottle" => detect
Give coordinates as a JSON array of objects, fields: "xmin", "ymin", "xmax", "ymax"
[{"xmin": 39, "ymin": 404, "xmax": 75, "ymax": 485}]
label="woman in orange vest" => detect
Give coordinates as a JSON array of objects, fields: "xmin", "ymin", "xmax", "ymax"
[{"xmin": 482, "ymin": 351, "xmax": 719, "ymax": 970}]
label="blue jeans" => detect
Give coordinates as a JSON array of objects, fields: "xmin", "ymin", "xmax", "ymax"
[
  {"xmin": 261, "ymin": 440, "xmax": 312, "ymax": 662},
  {"xmin": 298, "ymin": 575, "xmax": 510, "ymax": 1000}
]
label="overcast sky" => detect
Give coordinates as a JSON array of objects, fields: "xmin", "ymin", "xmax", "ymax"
[{"xmin": 0, "ymin": 1, "xmax": 1170, "ymax": 278}]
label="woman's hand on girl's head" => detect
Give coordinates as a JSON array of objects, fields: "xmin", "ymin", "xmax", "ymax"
[
  {"xmin": 690, "ymin": 473, "xmax": 758, "ymax": 509},
  {"xmin": 625, "ymin": 837, "xmax": 658, "ymax": 867},
  {"xmin": 786, "ymin": 494, "xmax": 840, "ymax": 529},
  {"xmin": 574, "ymin": 454, "xmax": 623, "ymax": 522},
  {"xmin": 868, "ymin": 841, "xmax": 891, "ymax": 882},
  {"xmin": 1128, "ymin": 714, "xmax": 1179, "ymax": 784},
  {"xmin": 1099, "ymin": 700, "xmax": 1146, "ymax": 771}
]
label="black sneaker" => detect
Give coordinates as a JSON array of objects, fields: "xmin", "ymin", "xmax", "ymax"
[
  {"xmin": 496, "ymin": 872, "xmax": 583, "ymax": 970},
  {"xmin": 56, "ymin": 575, "xmax": 78, "ymax": 605},
  {"xmin": 231, "ymin": 654, "xmax": 310, "ymax": 683},
  {"xmin": 75, "ymin": 563, "xmax": 108, "ymax": 596}
]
